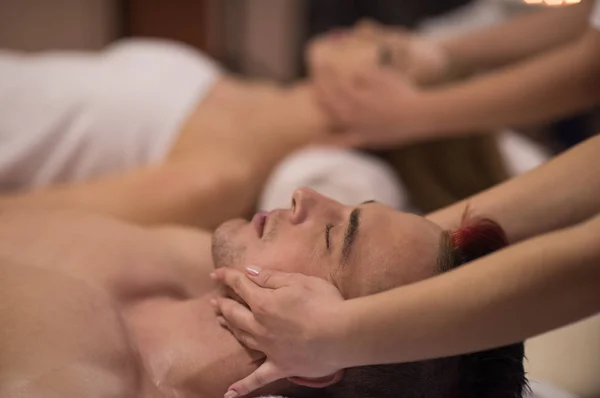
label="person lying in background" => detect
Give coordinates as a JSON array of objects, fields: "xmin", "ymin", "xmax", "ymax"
[
  {"xmin": 0, "ymin": 40, "xmax": 337, "ymax": 229},
  {"xmin": 0, "ymin": 188, "xmax": 526, "ymax": 398},
  {"xmin": 0, "ymin": 34, "xmax": 548, "ymax": 228},
  {"xmin": 308, "ymin": 0, "xmax": 600, "ymax": 147}
]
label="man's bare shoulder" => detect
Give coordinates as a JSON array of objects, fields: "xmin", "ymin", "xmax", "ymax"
[
  {"xmin": 1, "ymin": 368, "xmax": 142, "ymax": 398},
  {"xmin": 150, "ymin": 225, "xmax": 217, "ymax": 291},
  {"xmin": 0, "ymin": 262, "xmax": 145, "ymax": 398},
  {"xmin": 152, "ymin": 225, "xmax": 214, "ymax": 266}
]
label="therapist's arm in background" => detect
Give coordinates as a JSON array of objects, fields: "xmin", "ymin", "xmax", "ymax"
[
  {"xmin": 349, "ymin": 1, "xmax": 593, "ymax": 85},
  {"xmin": 313, "ymin": 16, "xmax": 600, "ymax": 146},
  {"xmin": 412, "ymin": 27, "xmax": 600, "ymax": 136},
  {"xmin": 437, "ymin": 1, "xmax": 593, "ymax": 80}
]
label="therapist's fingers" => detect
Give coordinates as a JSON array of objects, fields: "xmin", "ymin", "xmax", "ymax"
[
  {"xmin": 316, "ymin": 67, "xmax": 360, "ymax": 126},
  {"xmin": 211, "ymin": 296, "xmax": 261, "ymax": 336},
  {"xmin": 244, "ymin": 266, "xmax": 304, "ymax": 290},
  {"xmin": 225, "ymin": 361, "xmax": 285, "ymax": 398},
  {"xmin": 211, "ymin": 268, "xmax": 264, "ymax": 304},
  {"xmin": 216, "ymin": 316, "xmax": 260, "ymax": 351},
  {"xmin": 314, "ymin": 71, "xmax": 350, "ymax": 124}
]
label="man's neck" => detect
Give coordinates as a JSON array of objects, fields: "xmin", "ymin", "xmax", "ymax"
[
  {"xmin": 282, "ymin": 81, "xmax": 333, "ymax": 134},
  {"xmin": 125, "ymin": 289, "xmax": 267, "ymax": 398},
  {"xmin": 243, "ymin": 80, "xmax": 336, "ymax": 176}
]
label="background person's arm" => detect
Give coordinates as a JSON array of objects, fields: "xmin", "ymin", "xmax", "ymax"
[
  {"xmin": 427, "ymin": 134, "xmax": 600, "ymax": 243},
  {"xmin": 370, "ymin": 2, "xmax": 593, "ymax": 86},
  {"xmin": 311, "ymin": 28, "xmax": 600, "ymax": 145},
  {"xmin": 439, "ymin": 1, "xmax": 593, "ymax": 78},
  {"xmin": 339, "ymin": 212, "xmax": 600, "ymax": 368},
  {"xmin": 0, "ymin": 159, "xmax": 255, "ymax": 230},
  {"xmin": 411, "ymin": 27, "xmax": 600, "ymax": 137}
]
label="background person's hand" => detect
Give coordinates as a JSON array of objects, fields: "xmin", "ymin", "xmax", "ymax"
[
  {"xmin": 211, "ymin": 267, "xmax": 348, "ymax": 398},
  {"xmin": 314, "ymin": 65, "xmax": 427, "ymax": 148},
  {"xmin": 306, "ymin": 27, "xmax": 381, "ymax": 92},
  {"xmin": 353, "ymin": 19, "xmax": 451, "ymax": 86}
]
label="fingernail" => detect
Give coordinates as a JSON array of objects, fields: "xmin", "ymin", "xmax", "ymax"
[
  {"xmin": 210, "ymin": 272, "xmax": 217, "ymax": 280},
  {"xmin": 246, "ymin": 266, "xmax": 262, "ymax": 276},
  {"xmin": 210, "ymin": 299, "xmax": 217, "ymax": 307},
  {"xmin": 224, "ymin": 390, "xmax": 238, "ymax": 398}
]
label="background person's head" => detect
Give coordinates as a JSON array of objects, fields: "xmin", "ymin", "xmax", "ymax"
[
  {"xmin": 306, "ymin": 20, "xmax": 509, "ymax": 215},
  {"xmin": 212, "ymin": 187, "xmax": 526, "ymax": 398}
]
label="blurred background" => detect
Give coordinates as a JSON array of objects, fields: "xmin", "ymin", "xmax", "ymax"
[
  {"xmin": 1, "ymin": 0, "xmax": 597, "ymax": 146},
  {"xmin": 1, "ymin": 1, "xmax": 599, "ymax": 396}
]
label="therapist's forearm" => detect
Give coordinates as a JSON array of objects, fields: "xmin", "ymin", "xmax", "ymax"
[
  {"xmin": 427, "ymin": 134, "xmax": 600, "ymax": 243},
  {"xmin": 440, "ymin": 2, "xmax": 592, "ymax": 76},
  {"xmin": 412, "ymin": 29, "xmax": 600, "ymax": 137},
  {"xmin": 338, "ymin": 213, "xmax": 600, "ymax": 368}
]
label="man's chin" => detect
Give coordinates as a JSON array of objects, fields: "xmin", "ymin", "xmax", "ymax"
[
  {"xmin": 211, "ymin": 218, "xmax": 248, "ymax": 269},
  {"xmin": 216, "ymin": 218, "xmax": 247, "ymax": 234}
]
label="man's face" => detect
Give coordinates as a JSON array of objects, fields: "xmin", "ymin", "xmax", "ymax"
[{"xmin": 212, "ymin": 188, "xmax": 443, "ymax": 298}]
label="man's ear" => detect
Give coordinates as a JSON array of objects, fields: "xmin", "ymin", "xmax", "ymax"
[{"xmin": 288, "ymin": 370, "xmax": 345, "ymax": 388}]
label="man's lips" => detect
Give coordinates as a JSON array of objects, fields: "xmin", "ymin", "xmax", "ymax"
[{"xmin": 252, "ymin": 211, "xmax": 269, "ymax": 238}]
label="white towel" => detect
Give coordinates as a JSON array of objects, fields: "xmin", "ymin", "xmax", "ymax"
[
  {"xmin": 0, "ymin": 39, "xmax": 220, "ymax": 190},
  {"xmin": 258, "ymin": 147, "xmax": 407, "ymax": 211}
]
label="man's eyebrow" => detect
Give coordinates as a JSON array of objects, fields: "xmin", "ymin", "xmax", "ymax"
[{"xmin": 340, "ymin": 208, "xmax": 361, "ymax": 265}]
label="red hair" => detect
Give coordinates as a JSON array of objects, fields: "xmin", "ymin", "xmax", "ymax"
[
  {"xmin": 436, "ymin": 212, "xmax": 526, "ymax": 398},
  {"xmin": 451, "ymin": 216, "xmax": 508, "ymax": 265},
  {"xmin": 438, "ymin": 210, "xmax": 508, "ymax": 272}
]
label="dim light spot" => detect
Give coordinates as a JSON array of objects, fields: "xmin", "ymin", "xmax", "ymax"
[{"xmin": 524, "ymin": 0, "xmax": 580, "ymax": 4}]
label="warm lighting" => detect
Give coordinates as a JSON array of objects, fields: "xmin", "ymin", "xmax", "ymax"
[{"xmin": 523, "ymin": 0, "xmax": 581, "ymax": 4}]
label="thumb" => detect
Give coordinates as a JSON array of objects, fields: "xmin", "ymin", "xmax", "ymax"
[{"xmin": 225, "ymin": 360, "xmax": 285, "ymax": 398}]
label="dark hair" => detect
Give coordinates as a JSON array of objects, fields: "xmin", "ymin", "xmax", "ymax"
[{"xmin": 285, "ymin": 217, "xmax": 527, "ymax": 398}]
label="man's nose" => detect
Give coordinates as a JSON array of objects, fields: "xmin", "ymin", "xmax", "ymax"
[{"xmin": 291, "ymin": 187, "xmax": 338, "ymax": 224}]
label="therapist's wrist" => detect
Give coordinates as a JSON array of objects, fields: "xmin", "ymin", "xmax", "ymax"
[
  {"xmin": 326, "ymin": 298, "xmax": 372, "ymax": 370},
  {"xmin": 408, "ymin": 38, "xmax": 455, "ymax": 87}
]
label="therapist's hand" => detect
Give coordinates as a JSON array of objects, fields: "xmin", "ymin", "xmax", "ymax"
[
  {"xmin": 353, "ymin": 19, "xmax": 451, "ymax": 86},
  {"xmin": 211, "ymin": 266, "xmax": 348, "ymax": 397},
  {"xmin": 314, "ymin": 65, "xmax": 427, "ymax": 148}
]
